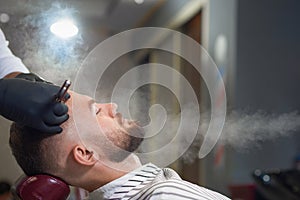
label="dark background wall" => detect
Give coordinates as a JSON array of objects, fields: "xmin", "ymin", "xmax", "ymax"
[
  {"xmin": 206, "ymin": 0, "xmax": 300, "ymax": 194},
  {"xmin": 236, "ymin": 0, "xmax": 300, "ymax": 113},
  {"xmin": 233, "ymin": 0, "xmax": 300, "ymax": 183}
]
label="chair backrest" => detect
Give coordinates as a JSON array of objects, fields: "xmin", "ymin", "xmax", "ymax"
[{"xmin": 16, "ymin": 174, "xmax": 70, "ymax": 200}]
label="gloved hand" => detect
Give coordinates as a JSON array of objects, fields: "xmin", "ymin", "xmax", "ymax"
[
  {"xmin": 15, "ymin": 73, "xmax": 50, "ymax": 83},
  {"xmin": 0, "ymin": 78, "xmax": 70, "ymax": 134}
]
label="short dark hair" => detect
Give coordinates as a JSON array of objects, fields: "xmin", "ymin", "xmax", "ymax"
[{"xmin": 9, "ymin": 123, "xmax": 61, "ymax": 176}]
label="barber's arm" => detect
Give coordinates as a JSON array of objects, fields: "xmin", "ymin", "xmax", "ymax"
[
  {"xmin": 5, "ymin": 72, "xmax": 45, "ymax": 81},
  {"xmin": 0, "ymin": 28, "xmax": 29, "ymax": 79},
  {"xmin": 1, "ymin": 69, "xmax": 69, "ymax": 134},
  {"xmin": 0, "ymin": 28, "xmax": 69, "ymax": 134}
]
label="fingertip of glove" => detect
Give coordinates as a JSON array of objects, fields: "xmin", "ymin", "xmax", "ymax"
[
  {"xmin": 57, "ymin": 127, "xmax": 63, "ymax": 134},
  {"xmin": 64, "ymin": 93, "xmax": 71, "ymax": 101},
  {"xmin": 59, "ymin": 113, "xmax": 69, "ymax": 124},
  {"xmin": 65, "ymin": 114, "xmax": 70, "ymax": 121},
  {"xmin": 54, "ymin": 103, "xmax": 69, "ymax": 116}
]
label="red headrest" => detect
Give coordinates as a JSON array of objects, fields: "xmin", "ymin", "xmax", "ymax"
[{"xmin": 16, "ymin": 175, "xmax": 70, "ymax": 200}]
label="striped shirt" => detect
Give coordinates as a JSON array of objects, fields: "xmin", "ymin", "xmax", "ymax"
[{"xmin": 89, "ymin": 163, "xmax": 230, "ymax": 200}]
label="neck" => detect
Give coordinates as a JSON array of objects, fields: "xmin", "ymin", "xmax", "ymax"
[
  {"xmin": 71, "ymin": 154, "xmax": 142, "ymax": 192},
  {"xmin": 82, "ymin": 165, "xmax": 127, "ymax": 192}
]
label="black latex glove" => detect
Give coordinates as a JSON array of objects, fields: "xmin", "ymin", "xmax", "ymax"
[
  {"xmin": 0, "ymin": 78, "xmax": 70, "ymax": 134},
  {"xmin": 15, "ymin": 72, "xmax": 50, "ymax": 83}
]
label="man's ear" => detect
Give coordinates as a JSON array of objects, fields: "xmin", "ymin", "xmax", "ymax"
[{"xmin": 72, "ymin": 145, "xmax": 97, "ymax": 166}]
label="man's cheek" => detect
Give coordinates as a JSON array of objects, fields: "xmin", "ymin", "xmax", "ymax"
[{"xmin": 96, "ymin": 119, "xmax": 111, "ymax": 134}]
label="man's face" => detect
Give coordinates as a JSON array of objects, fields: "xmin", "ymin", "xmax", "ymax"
[{"xmin": 66, "ymin": 91, "xmax": 144, "ymax": 162}]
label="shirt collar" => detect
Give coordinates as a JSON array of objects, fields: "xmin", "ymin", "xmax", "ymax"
[{"xmin": 89, "ymin": 163, "xmax": 160, "ymax": 200}]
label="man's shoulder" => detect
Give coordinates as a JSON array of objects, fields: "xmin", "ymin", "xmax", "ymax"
[{"xmin": 133, "ymin": 179, "xmax": 231, "ymax": 200}]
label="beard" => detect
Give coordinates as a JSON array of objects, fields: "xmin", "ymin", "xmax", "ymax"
[{"xmin": 104, "ymin": 122, "xmax": 144, "ymax": 162}]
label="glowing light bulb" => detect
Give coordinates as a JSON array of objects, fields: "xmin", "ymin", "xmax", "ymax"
[
  {"xmin": 50, "ymin": 19, "xmax": 78, "ymax": 39},
  {"xmin": 262, "ymin": 175, "xmax": 270, "ymax": 182},
  {"xmin": 134, "ymin": 0, "xmax": 144, "ymax": 4},
  {"xmin": 0, "ymin": 13, "xmax": 10, "ymax": 23}
]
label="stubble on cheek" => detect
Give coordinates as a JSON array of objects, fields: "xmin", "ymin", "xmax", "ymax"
[{"xmin": 106, "ymin": 126, "xmax": 144, "ymax": 150}]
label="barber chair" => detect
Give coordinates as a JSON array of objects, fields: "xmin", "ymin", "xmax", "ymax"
[{"xmin": 13, "ymin": 174, "xmax": 70, "ymax": 200}]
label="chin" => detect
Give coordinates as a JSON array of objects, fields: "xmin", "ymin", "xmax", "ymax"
[
  {"xmin": 106, "ymin": 126, "xmax": 144, "ymax": 163},
  {"xmin": 126, "ymin": 121, "xmax": 145, "ymax": 138}
]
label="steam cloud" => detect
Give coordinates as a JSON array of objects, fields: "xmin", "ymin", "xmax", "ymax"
[
  {"xmin": 124, "ymin": 87, "xmax": 300, "ymax": 164},
  {"xmin": 95, "ymin": 78, "xmax": 300, "ymax": 164},
  {"xmin": 182, "ymin": 110, "xmax": 300, "ymax": 163},
  {"xmin": 5, "ymin": 2, "xmax": 90, "ymax": 84},
  {"xmin": 220, "ymin": 111, "xmax": 300, "ymax": 147}
]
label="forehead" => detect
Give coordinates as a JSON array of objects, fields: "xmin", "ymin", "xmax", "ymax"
[
  {"xmin": 64, "ymin": 91, "xmax": 101, "ymax": 141},
  {"xmin": 67, "ymin": 91, "xmax": 92, "ymax": 105},
  {"xmin": 62, "ymin": 90, "xmax": 98, "ymax": 130},
  {"xmin": 65, "ymin": 91, "xmax": 94, "ymax": 115}
]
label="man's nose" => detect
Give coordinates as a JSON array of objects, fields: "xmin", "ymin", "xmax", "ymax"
[{"xmin": 99, "ymin": 103, "xmax": 118, "ymax": 117}]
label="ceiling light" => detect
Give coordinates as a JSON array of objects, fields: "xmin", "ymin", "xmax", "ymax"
[
  {"xmin": 0, "ymin": 13, "xmax": 10, "ymax": 23},
  {"xmin": 134, "ymin": 0, "xmax": 144, "ymax": 4},
  {"xmin": 50, "ymin": 19, "xmax": 78, "ymax": 39}
]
